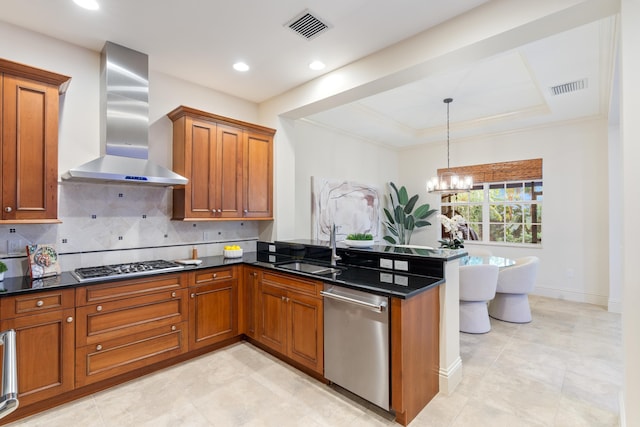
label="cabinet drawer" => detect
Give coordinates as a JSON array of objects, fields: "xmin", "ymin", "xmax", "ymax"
[
  {"xmin": 261, "ymin": 271, "xmax": 322, "ymax": 296},
  {"xmin": 1, "ymin": 289, "xmax": 74, "ymax": 318},
  {"xmin": 76, "ymin": 289, "xmax": 188, "ymax": 346},
  {"xmin": 76, "ymin": 273, "xmax": 186, "ymax": 306},
  {"xmin": 191, "ymin": 266, "xmax": 236, "ymax": 285},
  {"xmin": 76, "ymin": 321, "xmax": 188, "ymax": 387}
]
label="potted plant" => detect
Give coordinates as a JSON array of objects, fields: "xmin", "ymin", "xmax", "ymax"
[
  {"xmin": 383, "ymin": 182, "xmax": 437, "ymax": 245},
  {"xmin": 437, "ymin": 214, "xmax": 466, "ymax": 249},
  {"xmin": 0, "ymin": 260, "xmax": 7, "ymax": 281}
]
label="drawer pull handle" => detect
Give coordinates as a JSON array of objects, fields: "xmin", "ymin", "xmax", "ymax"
[
  {"xmin": 36, "ymin": 300, "xmax": 44, "ymax": 307},
  {"xmin": 171, "ymin": 292, "xmax": 176, "ymax": 298},
  {"xmin": 66, "ymin": 317, "xmax": 73, "ymax": 323},
  {"xmin": 4, "ymin": 207, "xmax": 12, "ymax": 213},
  {"xmin": 96, "ymin": 305, "xmax": 103, "ymax": 312},
  {"xmin": 96, "ymin": 344, "xmax": 102, "ymax": 351},
  {"xmin": 171, "ymin": 325, "xmax": 176, "ymax": 331},
  {"xmin": 212, "ymin": 273, "xmax": 217, "ymax": 279},
  {"xmin": 191, "ymin": 293, "xmax": 195, "ymax": 298}
]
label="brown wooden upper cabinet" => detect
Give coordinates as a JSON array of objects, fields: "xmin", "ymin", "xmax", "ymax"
[
  {"xmin": 168, "ymin": 106, "xmax": 275, "ymax": 221},
  {"xmin": 0, "ymin": 59, "xmax": 70, "ymax": 223}
]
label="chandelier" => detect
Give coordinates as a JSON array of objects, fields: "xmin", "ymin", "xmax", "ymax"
[{"xmin": 426, "ymin": 98, "xmax": 473, "ymax": 194}]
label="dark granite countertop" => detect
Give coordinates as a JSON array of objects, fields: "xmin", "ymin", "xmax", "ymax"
[{"xmin": 0, "ymin": 245, "xmax": 451, "ymax": 299}]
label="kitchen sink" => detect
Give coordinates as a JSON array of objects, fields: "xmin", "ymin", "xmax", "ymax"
[{"xmin": 276, "ymin": 262, "xmax": 342, "ymax": 275}]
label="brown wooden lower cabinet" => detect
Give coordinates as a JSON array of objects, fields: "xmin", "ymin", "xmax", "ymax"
[
  {"xmin": 257, "ymin": 271, "xmax": 323, "ymax": 374},
  {"xmin": 0, "ymin": 307, "xmax": 75, "ymax": 407},
  {"xmin": 0, "ymin": 265, "xmax": 441, "ymax": 427},
  {"xmin": 76, "ymin": 322, "xmax": 188, "ymax": 387},
  {"xmin": 189, "ymin": 270, "xmax": 238, "ymax": 350},
  {"xmin": 390, "ymin": 284, "xmax": 440, "ymax": 426}
]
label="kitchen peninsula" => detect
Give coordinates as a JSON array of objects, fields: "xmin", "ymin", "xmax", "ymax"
[{"xmin": 0, "ymin": 241, "xmax": 466, "ymax": 426}]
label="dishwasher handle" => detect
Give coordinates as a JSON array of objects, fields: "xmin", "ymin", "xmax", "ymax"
[
  {"xmin": 0, "ymin": 329, "xmax": 19, "ymax": 419},
  {"xmin": 321, "ymin": 290, "xmax": 387, "ymax": 313}
]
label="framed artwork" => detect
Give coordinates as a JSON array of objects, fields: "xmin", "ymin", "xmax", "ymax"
[
  {"xmin": 26, "ymin": 244, "xmax": 61, "ymax": 279},
  {"xmin": 311, "ymin": 177, "xmax": 381, "ymax": 241}
]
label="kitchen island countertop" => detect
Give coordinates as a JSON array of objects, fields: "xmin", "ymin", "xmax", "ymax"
[{"xmin": 0, "ymin": 250, "xmax": 443, "ymax": 299}]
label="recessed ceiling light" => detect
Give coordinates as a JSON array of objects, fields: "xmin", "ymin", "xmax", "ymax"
[
  {"xmin": 309, "ymin": 61, "xmax": 325, "ymax": 71},
  {"xmin": 233, "ymin": 62, "xmax": 250, "ymax": 72},
  {"xmin": 73, "ymin": 0, "xmax": 99, "ymax": 10}
]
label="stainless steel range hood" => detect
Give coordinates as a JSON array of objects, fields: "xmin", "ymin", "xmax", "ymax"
[{"xmin": 62, "ymin": 42, "xmax": 187, "ymax": 186}]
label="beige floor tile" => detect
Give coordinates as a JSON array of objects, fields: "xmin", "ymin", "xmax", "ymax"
[{"xmin": 5, "ymin": 296, "xmax": 622, "ymax": 427}]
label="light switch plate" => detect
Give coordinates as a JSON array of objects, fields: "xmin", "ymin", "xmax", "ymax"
[
  {"xmin": 269, "ymin": 244, "xmax": 276, "ymax": 252},
  {"xmin": 394, "ymin": 260, "xmax": 409, "ymax": 271},
  {"xmin": 380, "ymin": 258, "xmax": 393, "ymax": 269}
]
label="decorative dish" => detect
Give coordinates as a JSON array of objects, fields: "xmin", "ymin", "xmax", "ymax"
[{"xmin": 343, "ymin": 239, "xmax": 375, "ymax": 248}]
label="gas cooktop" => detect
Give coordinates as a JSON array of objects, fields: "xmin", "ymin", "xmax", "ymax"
[{"xmin": 71, "ymin": 260, "xmax": 184, "ymax": 282}]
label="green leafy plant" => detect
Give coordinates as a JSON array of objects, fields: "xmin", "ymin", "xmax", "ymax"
[
  {"xmin": 0, "ymin": 261, "xmax": 7, "ymax": 273},
  {"xmin": 346, "ymin": 233, "xmax": 373, "ymax": 241},
  {"xmin": 383, "ymin": 182, "xmax": 437, "ymax": 245}
]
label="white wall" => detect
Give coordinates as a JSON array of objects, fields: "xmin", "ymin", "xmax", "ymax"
[
  {"xmin": 0, "ymin": 22, "xmax": 263, "ymax": 275},
  {"xmin": 398, "ymin": 118, "xmax": 610, "ymax": 305},
  {"xmin": 291, "ymin": 121, "xmax": 399, "ymax": 239},
  {"xmin": 621, "ymin": 0, "xmax": 640, "ymax": 424}
]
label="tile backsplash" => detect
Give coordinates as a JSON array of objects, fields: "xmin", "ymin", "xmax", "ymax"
[{"xmin": 0, "ymin": 182, "xmax": 260, "ymax": 277}]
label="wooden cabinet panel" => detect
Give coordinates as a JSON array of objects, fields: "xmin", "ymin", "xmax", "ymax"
[
  {"xmin": 243, "ymin": 130, "xmax": 273, "ymax": 219},
  {"xmin": 189, "ymin": 279, "xmax": 238, "ymax": 350},
  {"xmin": 256, "ymin": 270, "xmax": 323, "ymax": 374},
  {"xmin": 190, "ymin": 119, "xmax": 216, "ymax": 215},
  {"xmin": 258, "ymin": 282, "xmax": 287, "ymax": 354},
  {"xmin": 288, "ymin": 292, "xmax": 323, "ymax": 372},
  {"xmin": 217, "ymin": 124, "xmax": 243, "ymax": 218},
  {"xmin": 240, "ymin": 267, "xmax": 260, "ymax": 338},
  {"xmin": 1, "ymin": 289, "xmax": 74, "ymax": 317},
  {"xmin": 0, "ymin": 308, "xmax": 75, "ymax": 406},
  {"xmin": 76, "ymin": 322, "xmax": 188, "ymax": 387},
  {"xmin": 168, "ymin": 106, "xmax": 274, "ymax": 221},
  {"xmin": 76, "ymin": 289, "xmax": 188, "ymax": 346},
  {"xmin": 192, "ymin": 266, "xmax": 235, "ymax": 285},
  {"xmin": 75, "ymin": 273, "xmax": 186, "ymax": 305},
  {"xmin": 1, "ymin": 70, "xmax": 67, "ymax": 222}
]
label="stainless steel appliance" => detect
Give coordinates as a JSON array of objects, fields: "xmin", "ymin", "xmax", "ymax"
[
  {"xmin": 71, "ymin": 260, "xmax": 184, "ymax": 282},
  {"xmin": 322, "ymin": 284, "xmax": 390, "ymax": 410},
  {"xmin": 0, "ymin": 329, "xmax": 19, "ymax": 419},
  {"xmin": 62, "ymin": 41, "xmax": 188, "ymax": 186}
]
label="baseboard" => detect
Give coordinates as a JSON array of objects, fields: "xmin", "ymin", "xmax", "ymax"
[
  {"xmin": 438, "ymin": 356, "xmax": 462, "ymax": 395},
  {"xmin": 532, "ymin": 286, "xmax": 608, "ymax": 307},
  {"xmin": 608, "ymin": 299, "xmax": 622, "ymax": 314}
]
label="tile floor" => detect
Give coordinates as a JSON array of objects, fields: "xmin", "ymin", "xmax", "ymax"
[{"xmin": 7, "ymin": 295, "xmax": 622, "ymax": 426}]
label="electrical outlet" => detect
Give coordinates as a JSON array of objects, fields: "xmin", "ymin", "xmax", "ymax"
[
  {"xmin": 380, "ymin": 258, "xmax": 393, "ymax": 269},
  {"xmin": 394, "ymin": 260, "xmax": 409, "ymax": 271},
  {"xmin": 7, "ymin": 239, "xmax": 26, "ymax": 255}
]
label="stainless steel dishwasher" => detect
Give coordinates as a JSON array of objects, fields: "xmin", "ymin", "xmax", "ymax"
[{"xmin": 322, "ymin": 284, "xmax": 390, "ymax": 410}]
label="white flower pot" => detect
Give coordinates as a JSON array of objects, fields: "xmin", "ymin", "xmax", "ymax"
[{"xmin": 0, "ymin": 272, "xmax": 4, "ymax": 281}]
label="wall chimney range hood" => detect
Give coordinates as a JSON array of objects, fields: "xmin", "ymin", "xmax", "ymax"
[{"xmin": 62, "ymin": 42, "xmax": 188, "ymax": 186}]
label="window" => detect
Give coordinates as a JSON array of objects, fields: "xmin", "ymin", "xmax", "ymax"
[{"xmin": 441, "ymin": 180, "xmax": 543, "ymax": 245}]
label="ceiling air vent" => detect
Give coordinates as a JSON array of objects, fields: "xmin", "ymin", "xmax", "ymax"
[
  {"xmin": 285, "ymin": 10, "xmax": 331, "ymax": 40},
  {"xmin": 549, "ymin": 78, "xmax": 588, "ymax": 96}
]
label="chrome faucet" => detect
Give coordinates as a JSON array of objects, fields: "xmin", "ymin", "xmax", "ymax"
[{"xmin": 330, "ymin": 224, "xmax": 342, "ymax": 267}]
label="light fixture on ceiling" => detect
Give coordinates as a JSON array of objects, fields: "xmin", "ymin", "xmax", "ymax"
[
  {"xmin": 73, "ymin": 0, "xmax": 99, "ymax": 10},
  {"xmin": 426, "ymin": 98, "xmax": 473, "ymax": 195},
  {"xmin": 309, "ymin": 60, "xmax": 325, "ymax": 70},
  {"xmin": 233, "ymin": 62, "xmax": 250, "ymax": 72}
]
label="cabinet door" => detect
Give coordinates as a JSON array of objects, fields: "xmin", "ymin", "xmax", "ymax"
[
  {"xmin": 258, "ymin": 282, "xmax": 287, "ymax": 354},
  {"xmin": 187, "ymin": 118, "xmax": 217, "ymax": 218},
  {"xmin": 189, "ymin": 278, "xmax": 238, "ymax": 350},
  {"xmin": 0, "ymin": 308, "xmax": 75, "ymax": 406},
  {"xmin": 287, "ymin": 291, "xmax": 323, "ymax": 373},
  {"xmin": 216, "ymin": 124, "xmax": 243, "ymax": 218},
  {"xmin": 76, "ymin": 322, "xmax": 188, "ymax": 387},
  {"xmin": 2, "ymin": 74, "xmax": 59, "ymax": 221},
  {"xmin": 243, "ymin": 130, "xmax": 273, "ymax": 219},
  {"xmin": 241, "ymin": 267, "xmax": 260, "ymax": 338}
]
